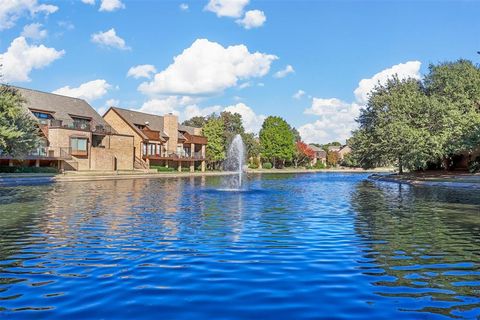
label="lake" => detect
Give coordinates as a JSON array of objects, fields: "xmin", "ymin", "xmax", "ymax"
[{"xmin": 0, "ymin": 173, "xmax": 479, "ymax": 319}]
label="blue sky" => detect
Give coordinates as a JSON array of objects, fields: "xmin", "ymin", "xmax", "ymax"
[{"xmin": 1, "ymin": 0, "xmax": 479, "ymax": 143}]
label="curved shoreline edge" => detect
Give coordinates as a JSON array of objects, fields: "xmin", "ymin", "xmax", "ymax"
[{"xmin": 369, "ymin": 174, "xmax": 480, "ymax": 190}]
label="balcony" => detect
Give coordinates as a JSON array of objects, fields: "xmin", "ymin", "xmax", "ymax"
[
  {"xmin": 143, "ymin": 151, "xmax": 205, "ymax": 161},
  {"xmin": 0, "ymin": 147, "xmax": 73, "ymax": 160},
  {"xmin": 48, "ymin": 119, "xmax": 113, "ymax": 134}
]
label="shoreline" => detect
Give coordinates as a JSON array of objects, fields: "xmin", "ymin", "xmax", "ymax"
[
  {"xmin": 0, "ymin": 168, "xmax": 393, "ymax": 185},
  {"xmin": 369, "ymin": 173, "xmax": 480, "ymax": 190}
]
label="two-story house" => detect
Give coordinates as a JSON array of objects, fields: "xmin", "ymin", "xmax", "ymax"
[
  {"xmin": 103, "ymin": 107, "xmax": 207, "ymax": 172},
  {"xmin": 0, "ymin": 87, "xmax": 134, "ymax": 171}
]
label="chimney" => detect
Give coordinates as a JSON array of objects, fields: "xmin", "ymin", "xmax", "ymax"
[{"xmin": 163, "ymin": 113, "xmax": 179, "ymax": 153}]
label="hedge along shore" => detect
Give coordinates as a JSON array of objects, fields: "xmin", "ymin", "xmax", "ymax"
[{"xmin": 369, "ymin": 173, "xmax": 480, "ymax": 190}]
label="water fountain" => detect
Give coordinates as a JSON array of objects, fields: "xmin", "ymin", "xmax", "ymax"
[{"xmin": 222, "ymin": 134, "xmax": 247, "ymax": 191}]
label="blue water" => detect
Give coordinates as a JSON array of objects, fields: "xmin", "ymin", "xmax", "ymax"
[{"xmin": 0, "ymin": 173, "xmax": 479, "ymax": 319}]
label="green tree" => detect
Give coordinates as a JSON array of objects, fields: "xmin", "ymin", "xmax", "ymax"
[
  {"xmin": 351, "ymin": 77, "xmax": 446, "ymax": 173},
  {"xmin": 0, "ymin": 86, "xmax": 40, "ymax": 157},
  {"xmin": 182, "ymin": 116, "xmax": 207, "ymax": 128},
  {"xmin": 220, "ymin": 111, "xmax": 245, "ymax": 144},
  {"xmin": 241, "ymin": 132, "xmax": 260, "ymax": 160},
  {"xmin": 202, "ymin": 117, "xmax": 225, "ymax": 169},
  {"xmin": 259, "ymin": 116, "xmax": 296, "ymax": 168},
  {"xmin": 424, "ymin": 59, "xmax": 480, "ymax": 154},
  {"xmin": 291, "ymin": 127, "xmax": 302, "ymax": 142}
]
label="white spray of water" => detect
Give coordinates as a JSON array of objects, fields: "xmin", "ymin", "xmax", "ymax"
[{"xmin": 223, "ymin": 134, "xmax": 246, "ymax": 190}]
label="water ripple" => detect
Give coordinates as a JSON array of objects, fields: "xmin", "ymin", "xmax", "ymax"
[{"xmin": 0, "ymin": 173, "xmax": 479, "ymax": 319}]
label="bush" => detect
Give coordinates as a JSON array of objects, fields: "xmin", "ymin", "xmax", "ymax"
[
  {"xmin": 248, "ymin": 163, "xmax": 259, "ymax": 169},
  {"xmin": 314, "ymin": 161, "xmax": 326, "ymax": 169},
  {"xmin": 0, "ymin": 166, "xmax": 58, "ymax": 174},
  {"xmin": 150, "ymin": 165, "xmax": 175, "ymax": 172},
  {"xmin": 468, "ymin": 156, "xmax": 480, "ymax": 173},
  {"xmin": 262, "ymin": 162, "xmax": 273, "ymax": 169}
]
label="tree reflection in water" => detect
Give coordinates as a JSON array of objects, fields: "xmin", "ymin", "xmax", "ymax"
[{"xmin": 351, "ymin": 181, "xmax": 480, "ymax": 319}]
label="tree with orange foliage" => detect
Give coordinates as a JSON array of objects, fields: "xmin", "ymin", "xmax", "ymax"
[{"xmin": 294, "ymin": 141, "xmax": 315, "ymax": 168}]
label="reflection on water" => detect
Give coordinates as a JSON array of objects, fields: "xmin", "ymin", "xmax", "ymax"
[
  {"xmin": 351, "ymin": 181, "xmax": 480, "ymax": 319},
  {"xmin": 0, "ymin": 174, "xmax": 479, "ymax": 319}
]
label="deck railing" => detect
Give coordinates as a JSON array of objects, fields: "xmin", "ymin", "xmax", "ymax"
[{"xmin": 48, "ymin": 119, "xmax": 113, "ymax": 134}]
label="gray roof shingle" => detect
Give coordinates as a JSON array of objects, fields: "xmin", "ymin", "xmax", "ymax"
[{"xmin": 13, "ymin": 86, "xmax": 109, "ymax": 127}]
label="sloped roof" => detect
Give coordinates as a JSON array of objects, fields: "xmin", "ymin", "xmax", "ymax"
[
  {"xmin": 178, "ymin": 124, "xmax": 195, "ymax": 135},
  {"xmin": 328, "ymin": 145, "xmax": 341, "ymax": 152},
  {"xmin": 12, "ymin": 86, "xmax": 109, "ymax": 127},
  {"xmin": 109, "ymin": 107, "xmax": 169, "ymax": 140},
  {"xmin": 308, "ymin": 144, "xmax": 323, "ymax": 152}
]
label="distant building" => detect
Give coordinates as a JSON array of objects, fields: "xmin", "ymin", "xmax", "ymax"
[
  {"xmin": 338, "ymin": 145, "xmax": 352, "ymax": 161},
  {"xmin": 103, "ymin": 107, "xmax": 207, "ymax": 172},
  {"xmin": 309, "ymin": 144, "xmax": 327, "ymax": 165},
  {"xmin": 0, "ymin": 87, "xmax": 134, "ymax": 171},
  {"xmin": 327, "ymin": 145, "xmax": 341, "ymax": 153}
]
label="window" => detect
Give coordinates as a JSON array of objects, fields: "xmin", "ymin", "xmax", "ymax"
[
  {"xmin": 142, "ymin": 143, "xmax": 147, "ymax": 156},
  {"xmin": 71, "ymin": 117, "xmax": 91, "ymax": 130},
  {"xmin": 70, "ymin": 137, "xmax": 88, "ymax": 155},
  {"xmin": 32, "ymin": 111, "xmax": 53, "ymax": 125},
  {"xmin": 148, "ymin": 143, "xmax": 156, "ymax": 155},
  {"xmin": 135, "ymin": 124, "xmax": 146, "ymax": 130}
]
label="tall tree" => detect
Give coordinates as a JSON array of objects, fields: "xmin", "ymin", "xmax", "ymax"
[
  {"xmin": 351, "ymin": 77, "xmax": 445, "ymax": 173},
  {"xmin": 202, "ymin": 117, "xmax": 226, "ymax": 169},
  {"xmin": 241, "ymin": 132, "xmax": 260, "ymax": 160},
  {"xmin": 220, "ymin": 111, "xmax": 245, "ymax": 144},
  {"xmin": 182, "ymin": 116, "xmax": 207, "ymax": 128},
  {"xmin": 0, "ymin": 86, "xmax": 40, "ymax": 157},
  {"xmin": 259, "ymin": 116, "xmax": 296, "ymax": 168},
  {"xmin": 424, "ymin": 59, "xmax": 480, "ymax": 154}
]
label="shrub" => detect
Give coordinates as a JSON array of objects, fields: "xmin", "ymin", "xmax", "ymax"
[
  {"xmin": 314, "ymin": 161, "xmax": 326, "ymax": 169},
  {"xmin": 0, "ymin": 166, "xmax": 58, "ymax": 174},
  {"xmin": 468, "ymin": 156, "xmax": 480, "ymax": 173},
  {"xmin": 150, "ymin": 165, "xmax": 175, "ymax": 172},
  {"xmin": 262, "ymin": 162, "xmax": 273, "ymax": 169},
  {"xmin": 248, "ymin": 163, "xmax": 259, "ymax": 169}
]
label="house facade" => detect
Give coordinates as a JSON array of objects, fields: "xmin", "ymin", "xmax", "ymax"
[
  {"xmin": 0, "ymin": 87, "xmax": 134, "ymax": 171},
  {"xmin": 103, "ymin": 107, "xmax": 207, "ymax": 172},
  {"xmin": 337, "ymin": 145, "xmax": 352, "ymax": 161},
  {"xmin": 309, "ymin": 144, "xmax": 327, "ymax": 165}
]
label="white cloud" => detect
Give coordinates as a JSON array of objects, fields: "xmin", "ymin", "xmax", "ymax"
[
  {"xmin": 138, "ymin": 38, "xmax": 277, "ymax": 96},
  {"xmin": 53, "ymin": 80, "xmax": 112, "ymax": 102},
  {"xmin": 0, "ymin": 36, "xmax": 64, "ymax": 83},
  {"xmin": 0, "ymin": 0, "xmax": 58, "ymax": 30},
  {"xmin": 21, "ymin": 23, "xmax": 47, "ymax": 40},
  {"xmin": 354, "ymin": 60, "xmax": 421, "ymax": 104},
  {"xmin": 299, "ymin": 101, "xmax": 362, "ymax": 144},
  {"xmin": 91, "ymin": 28, "xmax": 130, "ymax": 50},
  {"xmin": 299, "ymin": 60, "xmax": 422, "ymax": 144},
  {"xmin": 184, "ymin": 104, "xmax": 222, "ymax": 118},
  {"xmin": 293, "ymin": 89, "xmax": 305, "ymax": 99},
  {"xmin": 224, "ymin": 102, "xmax": 265, "ymax": 133},
  {"xmin": 236, "ymin": 9, "xmax": 266, "ymax": 29},
  {"xmin": 238, "ymin": 81, "xmax": 251, "ymax": 90},
  {"xmin": 99, "ymin": 0, "xmax": 125, "ymax": 12},
  {"xmin": 58, "ymin": 20, "xmax": 74, "ymax": 30},
  {"xmin": 138, "ymin": 97, "xmax": 182, "ymax": 116},
  {"xmin": 273, "ymin": 65, "xmax": 294, "ymax": 78},
  {"xmin": 82, "ymin": 0, "xmax": 95, "ymax": 4},
  {"xmin": 179, "ymin": 3, "xmax": 189, "ymax": 11},
  {"xmin": 105, "ymin": 98, "xmax": 119, "ymax": 107},
  {"xmin": 127, "ymin": 64, "xmax": 157, "ymax": 79},
  {"xmin": 205, "ymin": 0, "xmax": 249, "ymax": 18}
]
